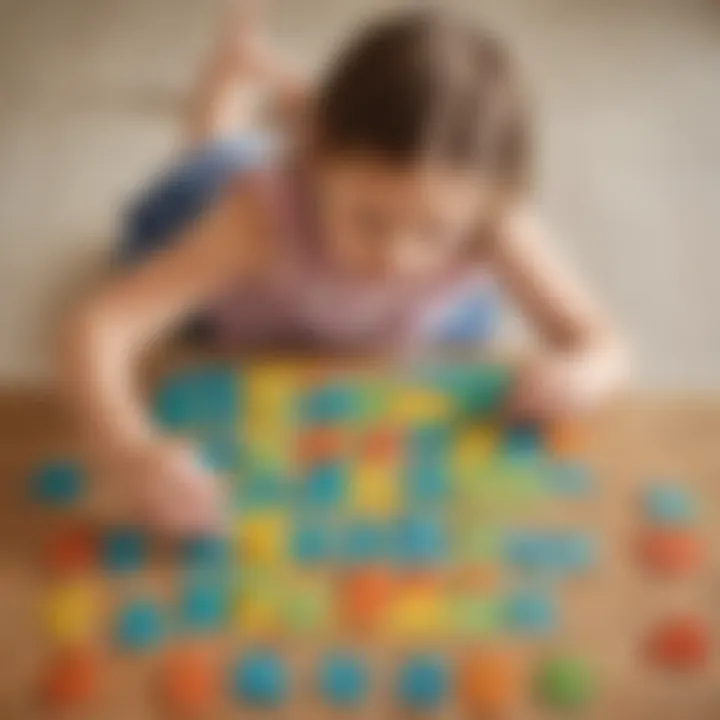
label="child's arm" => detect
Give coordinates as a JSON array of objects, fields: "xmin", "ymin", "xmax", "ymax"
[
  {"xmin": 493, "ymin": 209, "xmax": 630, "ymax": 418},
  {"xmin": 61, "ymin": 189, "xmax": 267, "ymax": 533}
]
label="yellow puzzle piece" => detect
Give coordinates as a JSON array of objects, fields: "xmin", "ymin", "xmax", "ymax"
[
  {"xmin": 43, "ymin": 580, "xmax": 97, "ymax": 644},
  {"xmin": 351, "ymin": 463, "xmax": 401, "ymax": 517},
  {"xmin": 235, "ymin": 514, "xmax": 288, "ymax": 565},
  {"xmin": 387, "ymin": 388, "xmax": 452, "ymax": 425},
  {"xmin": 386, "ymin": 589, "xmax": 446, "ymax": 638}
]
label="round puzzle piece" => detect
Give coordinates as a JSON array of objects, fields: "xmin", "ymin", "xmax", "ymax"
[
  {"xmin": 43, "ymin": 581, "xmax": 97, "ymax": 644},
  {"xmin": 393, "ymin": 515, "xmax": 446, "ymax": 566},
  {"xmin": 536, "ymin": 655, "xmax": 595, "ymax": 711},
  {"xmin": 639, "ymin": 529, "xmax": 701, "ymax": 576},
  {"xmin": 115, "ymin": 599, "xmax": 164, "ymax": 652},
  {"xmin": 319, "ymin": 652, "xmax": 369, "ymax": 706},
  {"xmin": 647, "ymin": 616, "xmax": 710, "ymax": 670},
  {"xmin": 397, "ymin": 654, "xmax": 449, "ymax": 709},
  {"xmin": 179, "ymin": 577, "xmax": 229, "ymax": 632},
  {"xmin": 292, "ymin": 522, "xmax": 334, "ymax": 565},
  {"xmin": 101, "ymin": 527, "xmax": 147, "ymax": 573},
  {"xmin": 230, "ymin": 650, "xmax": 288, "ymax": 706},
  {"xmin": 643, "ymin": 485, "xmax": 696, "ymax": 525},
  {"xmin": 42, "ymin": 648, "xmax": 99, "ymax": 710},
  {"xmin": 181, "ymin": 534, "xmax": 229, "ymax": 571},
  {"xmin": 45, "ymin": 523, "xmax": 96, "ymax": 575},
  {"xmin": 159, "ymin": 645, "xmax": 218, "ymax": 716},
  {"xmin": 459, "ymin": 648, "xmax": 522, "ymax": 716},
  {"xmin": 504, "ymin": 589, "xmax": 556, "ymax": 636},
  {"xmin": 32, "ymin": 460, "xmax": 84, "ymax": 506}
]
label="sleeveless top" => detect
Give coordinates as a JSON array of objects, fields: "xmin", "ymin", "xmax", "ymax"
[{"xmin": 210, "ymin": 141, "xmax": 499, "ymax": 352}]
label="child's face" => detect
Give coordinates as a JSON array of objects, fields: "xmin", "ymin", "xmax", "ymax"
[{"xmin": 314, "ymin": 156, "xmax": 484, "ymax": 283}]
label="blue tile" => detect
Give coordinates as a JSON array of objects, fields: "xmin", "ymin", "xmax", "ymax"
[
  {"xmin": 178, "ymin": 576, "xmax": 229, "ymax": 632},
  {"xmin": 392, "ymin": 515, "xmax": 447, "ymax": 566},
  {"xmin": 404, "ymin": 461, "xmax": 450, "ymax": 505},
  {"xmin": 302, "ymin": 462, "xmax": 347, "ymax": 508},
  {"xmin": 643, "ymin": 484, "xmax": 696, "ymax": 525},
  {"xmin": 319, "ymin": 653, "xmax": 369, "ymax": 706},
  {"xmin": 544, "ymin": 461, "xmax": 594, "ymax": 497},
  {"xmin": 292, "ymin": 523, "xmax": 334, "ymax": 564},
  {"xmin": 504, "ymin": 588, "xmax": 556, "ymax": 635},
  {"xmin": 300, "ymin": 384, "xmax": 355, "ymax": 423},
  {"xmin": 397, "ymin": 655, "xmax": 448, "ymax": 709},
  {"xmin": 115, "ymin": 599, "xmax": 164, "ymax": 651},
  {"xmin": 102, "ymin": 527, "xmax": 147, "ymax": 573},
  {"xmin": 230, "ymin": 651, "xmax": 288, "ymax": 706},
  {"xmin": 342, "ymin": 522, "xmax": 388, "ymax": 563},
  {"xmin": 31, "ymin": 460, "xmax": 84, "ymax": 506}
]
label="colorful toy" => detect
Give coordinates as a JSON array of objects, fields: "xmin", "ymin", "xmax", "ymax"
[
  {"xmin": 101, "ymin": 527, "xmax": 147, "ymax": 573},
  {"xmin": 643, "ymin": 485, "xmax": 697, "ymax": 525},
  {"xmin": 230, "ymin": 650, "xmax": 288, "ymax": 706},
  {"xmin": 41, "ymin": 648, "xmax": 100, "ymax": 709},
  {"xmin": 43, "ymin": 580, "xmax": 97, "ymax": 644},
  {"xmin": 115, "ymin": 599, "xmax": 165, "ymax": 652},
  {"xmin": 318, "ymin": 652, "xmax": 369, "ymax": 706},
  {"xmin": 32, "ymin": 460, "xmax": 84, "ymax": 506},
  {"xmin": 45, "ymin": 523, "xmax": 96, "ymax": 575},
  {"xmin": 159, "ymin": 646, "xmax": 218, "ymax": 716},
  {"xmin": 397, "ymin": 654, "xmax": 449, "ymax": 709},
  {"xmin": 646, "ymin": 616, "xmax": 710, "ymax": 670},
  {"xmin": 638, "ymin": 528, "xmax": 701, "ymax": 576},
  {"xmin": 459, "ymin": 648, "xmax": 522, "ymax": 716},
  {"xmin": 535, "ymin": 655, "xmax": 595, "ymax": 710}
]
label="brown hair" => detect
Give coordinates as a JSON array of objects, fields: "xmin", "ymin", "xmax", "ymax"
[{"xmin": 315, "ymin": 9, "xmax": 530, "ymax": 199}]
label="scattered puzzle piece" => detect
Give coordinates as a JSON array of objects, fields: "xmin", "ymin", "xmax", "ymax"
[
  {"xmin": 459, "ymin": 648, "xmax": 522, "ymax": 716},
  {"xmin": 504, "ymin": 588, "xmax": 556, "ymax": 635},
  {"xmin": 397, "ymin": 654, "xmax": 448, "ymax": 709},
  {"xmin": 544, "ymin": 461, "xmax": 594, "ymax": 497},
  {"xmin": 302, "ymin": 462, "xmax": 347, "ymax": 509},
  {"xmin": 342, "ymin": 568, "xmax": 396, "ymax": 633},
  {"xmin": 393, "ymin": 515, "xmax": 446, "ymax": 565},
  {"xmin": 503, "ymin": 531, "xmax": 597, "ymax": 575},
  {"xmin": 284, "ymin": 578, "xmax": 331, "ymax": 633},
  {"xmin": 387, "ymin": 582, "xmax": 445, "ymax": 638},
  {"xmin": 342, "ymin": 521, "xmax": 388, "ymax": 563},
  {"xmin": 292, "ymin": 522, "xmax": 334, "ymax": 564},
  {"xmin": 230, "ymin": 650, "xmax": 288, "ymax": 706},
  {"xmin": 43, "ymin": 581, "xmax": 97, "ymax": 644},
  {"xmin": 319, "ymin": 652, "xmax": 369, "ymax": 706},
  {"xmin": 115, "ymin": 599, "xmax": 164, "ymax": 652},
  {"xmin": 647, "ymin": 616, "xmax": 710, "ymax": 670},
  {"xmin": 101, "ymin": 527, "xmax": 146, "ymax": 573},
  {"xmin": 181, "ymin": 534, "xmax": 229, "ymax": 571},
  {"xmin": 503, "ymin": 422, "xmax": 543, "ymax": 459},
  {"xmin": 235, "ymin": 513, "xmax": 287, "ymax": 565},
  {"xmin": 536, "ymin": 655, "xmax": 595, "ymax": 710},
  {"xmin": 300, "ymin": 383, "xmax": 355, "ymax": 423},
  {"xmin": 546, "ymin": 421, "xmax": 587, "ymax": 457},
  {"xmin": 159, "ymin": 645, "xmax": 218, "ymax": 716},
  {"xmin": 178, "ymin": 577, "xmax": 229, "ymax": 632},
  {"xmin": 351, "ymin": 464, "xmax": 400, "ymax": 517},
  {"xmin": 451, "ymin": 595, "xmax": 501, "ymax": 636},
  {"xmin": 639, "ymin": 528, "xmax": 701, "ymax": 576},
  {"xmin": 32, "ymin": 460, "xmax": 84, "ymax": 506},
  {"xmin": 297, "ymin": 427, "xmax": 347, "ymax": 465},
  {"xmin": 643, "ymin": 485, "xmax": 697, "ymax": 525},
  {"xmin": 42, "ymin": 648, "xmax": 99, "ymax": 710},
  {"xmin": 45, "ymin": 523, "xmax": 96, "ymax": 575}
]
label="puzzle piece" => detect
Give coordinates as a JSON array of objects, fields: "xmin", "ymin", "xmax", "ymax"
[
  {"xmin": 460, "ymin": 648, "xmax": 522, "ymax": 716},
  {"xmin": 42, "ymin": 648, "xmax": 100, "ymax": 710},
  {"xmin": 504, "ymin": 588, "xmax": 556, "ymax": 635},
  {"xmin": 544, "ymin": 461, "xmax": 594, "ymax": 497},
  {"xmin": 502, "ymin": 422, "xmax": 543, "ymax": 459},
  {"xmin": 639, "ymin": 528, "xmax": 701, "ymax": 576},
  {"xmin": 235, "ymin": 513, "xmax": 287, "ymax": 565},
  {"xmin": 297, "ymin": 427, "xmax": 347, "ymax": 465},
  {"xmin": 178, "ymin": 577, "xmax": 229, "ymax": 632},
  {"xmin": 45, "ymin": 523, "xmax": 96, "ymax": 575},
  {"xmin": 643, "ymin": 484, "xmax": 697, "ymax": 525},
  {"xmin": 302, "ymin": 461, "xmax": 347, "ymax": 509},
  {"xmin": 230, "ymin": 651, "xmax": 288, "ymax": 706},
  {"xmin": 646, "ymin": 616, "xmax": 710, "ymax": 670},
  {"xmin": 387, "ymin": 582, "xmax": 445, "ymax": 638},
  {"xmin": 342, "ymin": 521, "xmax": 388, "ymax": 563},
  {"xmin": 388, "ymin": 387, "xmax": 452, "ymax": 425},
  {"xmin": 101, "ymin": 527, "xmax": 147, "ymax": 573},
  {"xmin": 397, "ymin": 654, "xmax": 449, "ymax": 709},
  {"xmin": 404, "ymin": 460, "xmax": 450, "ymax": 506},
  {"xmin": 181, "ymin": 534, "xmax": 230, "ymax": 571},
  {"xmin": 451, "ymin": 596, "xmax": 501, "ymax": 636},
  {"xmin": 284, "ymin": 577, "xmax": 331, "ymax": 633},
  {"xmin": 300, "ymin": 382, "xmax": 356, "ymax": 423},
  {"xmin": 291, "ymin": 522, "xmax": 334, "ymax": 565},
  {"xmin": 319, "ymin": 652, "xmax": 369, "ymax": 706},
  {"xmin": 32, "ymin": 460, "xmax": 84, "ymax": 506},
  {"xmin": 342, "ymin": 568, "xmax": 396, "ymax": 633},
  {"xmin": 159, "ymin": 646, "xmax": 218, "ymax": 716},
  {"xmin": 536, "ymin": 655, "xmax": 595, "ymax": 711},
  {"xmin": 406, "ymin": 424, "xmax": 451, "ymax": 463},
  {"xmin": 115, "ymin": 599, "xmax": 164, "ymax": 652},
  {"xmin": 393, "ymin": 515, "xmax": 447, "ymax": 565},
  {"xmin": 503, "ymin": 531, "xmax": 597, "ymax": 575},
  {"xmin": 43, "ymin": 581, "xmax": 97, "ymax": 644},
  {"xmin": 351, "ymin": 464, "xmax": 400, "ymax": 517}
]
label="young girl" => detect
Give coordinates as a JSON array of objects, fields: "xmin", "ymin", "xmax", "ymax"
[{"xmin": 62, "ymin": 9, "xmax": 628, "ymax": 534}]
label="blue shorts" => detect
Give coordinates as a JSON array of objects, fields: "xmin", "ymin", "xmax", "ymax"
[{"xmin": 120, "ymin": 138, "xmax": 498, "ymax": 346}]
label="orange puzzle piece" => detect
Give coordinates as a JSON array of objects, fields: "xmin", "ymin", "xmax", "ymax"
[
  {"xmin": 546, "ymin": 422, "xmax": 587, "ymax": 458},
  {"xmin": 459, "ymin": 647, "xmax": 523, "ymax": 716},
  {"xmin": 342, "ymin": 567, "xmax": 397, "ymax": 633},
  {"xmin": 42, "ymin": 648, "xmax": 100, "ymax": 710},
  {"xmin": 639, "ymin": 529, "xmax": 702, "ymax": 576},
  {"xmin": 45, "ymin": 523, "xmax": 96, "ymax": 575},
  {"xmin": 159, "ymin": 645, "xmax": 218, "ymax": 716},
  {"xmin": 297, "ymin": 427, "xmax": 347, "ymax": 465}
]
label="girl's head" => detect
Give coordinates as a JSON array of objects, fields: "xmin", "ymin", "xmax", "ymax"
[{"xmin": 310, "ymin": 9, "xmax": 529, "ymax": 281}]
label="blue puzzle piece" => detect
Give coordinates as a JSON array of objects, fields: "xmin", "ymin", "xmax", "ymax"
[
  {"xmin": 231, "ymin": 651, "xmax": 288, "ymax": 706},
  {"xmin": 178, "ymin": 576, "xmax": 229, "ymax": 632},
  {"xmin": 393, "ymin": 515, "xmax": 446, "ymax": 565},
  {"xmin": 292, "ymin": 522, "xmax": 334, "ymax": 564},
  {"xmin": 397, "ymin": 655, "xmax": 448, "ymax": 709},
  {"xmin": 342, "ymin": 522, "xmax": 387, "ymax": 563},
  {"xmin": 407, "ymin": 425, "xmax": 451, "ymax": 462},
  {"xmin": 102, "ymin": 527, "xmax": 147, "ymax": 573},
  {"xmin": 115, "ymin": 599, "xmax": 164, "ymax": 651},
  {"xmin": 643, "ymin": 484, "xmax": 696, "ymax": 525},
  {"xmin": 200, "ymin": 434, "xmax": 240, "ymax": 473},
  {"xmin": 405, "ymin": 461, "xmax": 450, "ymax": 505},
  {"xmin": 181, "ymin": 534, "xmax": 230, "ymax": 571},
  {"xmin": 504, "ymin": 531, "xmax": 597, "ymax": 575},
  {"xmin": 300, "ymin": 384, "xmax": 355, "ymax": 423},
  {"xmin": 31, "ymin": 460, "xmax": 84, "ymax": 506},
  {"xmin": 239, "ymin": 468, "xmax": 288, "ymax": 509},
  {"xmin": 503, "ymin": 422, "xmax": 543, "ymax": 458},
  {"xmin": 544, "ymin": 461, "xmax": 594, "ymax": 497},
  {"xmin": 504, "ymin": 588, "xmax": 556, "ymax": 635},
  {"xmin": 302, "ymin": 462, "xmax": 347, "ymax": 508},
  {"xmin": 319, "ymin": 653, "xmax": 369, "ymax": 706}
]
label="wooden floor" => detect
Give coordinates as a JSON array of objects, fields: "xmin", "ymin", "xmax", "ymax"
[{"xmin": 0, "ymin": 392, "xmax": 719, "ymax": 719}]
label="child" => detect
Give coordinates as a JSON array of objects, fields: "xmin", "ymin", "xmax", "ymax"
[{"xmin": 62, "ymin": 8, "xmax": 628, "ymax": 534}]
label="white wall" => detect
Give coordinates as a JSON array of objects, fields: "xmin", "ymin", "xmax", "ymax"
[{"xmin": 0, "ymin": 0, "xmax": 718, "ymax": 387}]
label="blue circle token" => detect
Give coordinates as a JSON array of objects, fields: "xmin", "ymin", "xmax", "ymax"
[
  {"xmin": 398, "ymin": 654, "xmax": 448, "ymax": 709},
  {"xmin": 319, "ymin": 653, "xmax": 368, "ymax": 706},
  {"xmin": 230, "ymin": 651, "xmax": 288, "ymax": 706},
  {"xmin": 102, "ymin": 527, "xmax": 146, "ymax": 572},
  {"xmin": 179, "ymin": 577, "xmax": 228, "ymax": 632},
  {"xmin": 115, "ymin": 599, "xmax": 164, "ymax": 651},
  {"xmin": 31, "ymin": 460, "xmax": 83, "ymax": 506},
  {"xmin": 643, "ymin": 485, "xmax": 696, "ymax": 525}
]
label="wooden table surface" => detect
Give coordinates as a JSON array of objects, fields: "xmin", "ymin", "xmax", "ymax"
[{"xmin": 0, "ymin": 394, "xmax": 719, "ymax": 719}]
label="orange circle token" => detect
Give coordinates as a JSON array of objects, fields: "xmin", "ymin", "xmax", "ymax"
[
  {"xmin": 159, "ymin": 646, "xmax": 218, "ymax": 716},
  {"xmin": 459, "ymin": 648, "xmax": 522, "ymax": 716},
  {"xmin": 647, "ymin": 617, "xmax": 710, "ymax": 670},
  {"xmin": 639, "ymin": 529, "xmax": 701, "ymax": 576},
  {"xmin": 42, "ymin": 648, "xmax": 99, "ymax": 709},
  {"xmin": 45, "ymin": 524, "xmax": 96, "ymax": 575}
]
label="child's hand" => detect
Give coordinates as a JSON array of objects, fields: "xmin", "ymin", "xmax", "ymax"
[
  {"xmin": 101, "ymin": 440, "xmax": 225, "ymax": 536},
  {"xmin": 505, "ymin": 355, "xmax": 592, "ymax": 421}
]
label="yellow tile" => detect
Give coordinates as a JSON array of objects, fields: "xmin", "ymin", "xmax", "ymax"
[
  {"xmin": 452, "ymin": 424, "xmax": 499, "ymax": 475},
  {"xmin": 234, "ymin": 514, "xmax": 287, "ymax": 565},
  {"xmin": 234, "ymin": 595, "xmax": 280, "ymax": 635},
  {"xmin": 388, "ymin": 389, "xmax": 452, "ymax": 425},
  {"xmin": 386, "ymin": 592, "xmax": 445, "ymax": 638},
  {"xmin": 351, "ymin": 464, "xmax": 401, "ymax": 517},
  {"xmin": 43, "ymin": 581, "xmax": 97, "ymax": 644}
]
